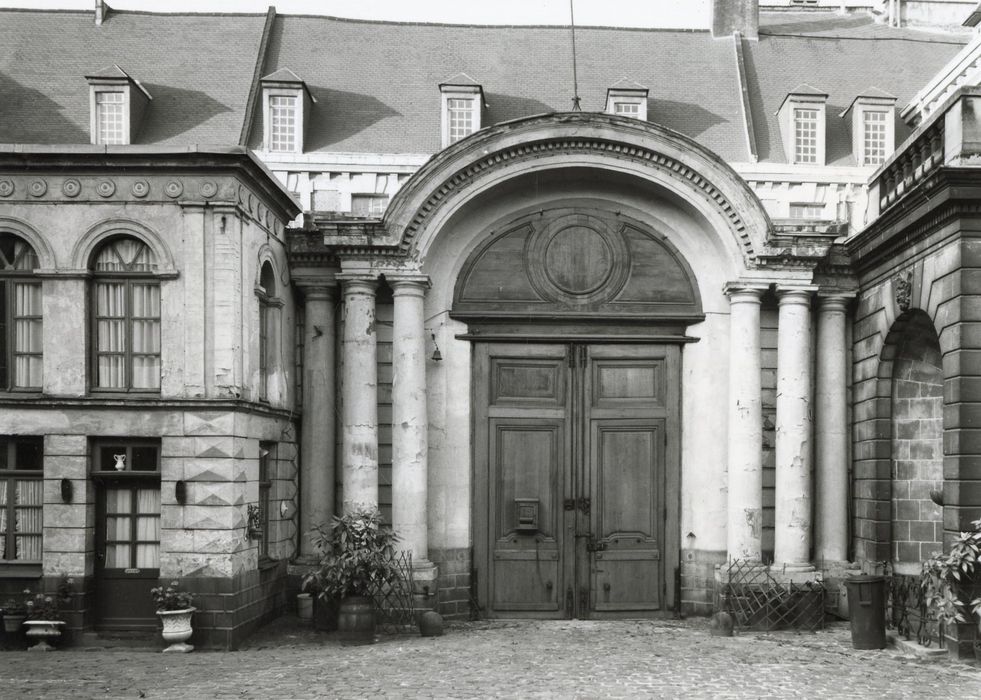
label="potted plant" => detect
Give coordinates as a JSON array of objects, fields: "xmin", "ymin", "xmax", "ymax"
[
  {"xmin": 304, "ymin": 508, "xmax": 403, "ymax": 644},
  {"xmin": 921, "ymin": 516, "xmax": 981, "ymax": 660},
  {"xmin": 150, "ymin": 580, "xmax": 195, "ymax": 653},
  {"xmin": 23, "ymin": 591, "xmax": 65, "ymax": 651},
  {"xmin": 2, "ymin": 589, "xmax": 30, "ymax": 634}
]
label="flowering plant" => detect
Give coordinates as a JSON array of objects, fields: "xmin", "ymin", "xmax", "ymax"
[
  {"xmin": 2, "ymin": 589, "xmax": 32, "ymax": 617},
  {"xmin": 150, "ymin": 580, "xmax": 195, "ymax": 612},
  {"xmin": 25, "ymin": 592, "xmax": 62, "ymax": 622}
]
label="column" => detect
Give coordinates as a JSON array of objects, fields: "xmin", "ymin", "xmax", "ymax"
[
  {"xmin": 814, "ymin": 294, "xmax": 852, "ymax": 563},
  {"xmin": 725, "ymin": 284, "xmax": 766, "ymax": 562},
  {"xmin": 340, "ymin": 276, "xmax": 379, "ymax": 513},
  {"xmin": 390, "ymin": 277, "xmax": 435, "ymax": 577},
  {"xmin": 298, "ymin": 285, "xmax": 336, "ymax": 557},
  {"xmin": 774, "ymin": 286, "xmax": 815, "ymax": 569}
]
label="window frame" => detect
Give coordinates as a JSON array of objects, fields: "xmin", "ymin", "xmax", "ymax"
[
  {"xmin": 0, "ymin": 436, "xmax": 44, "ymax": 567},
  {"xmin": 95, "ymin": 90, "xmax": 127, "ymax": 146},
  {"xmin": 793, "ymin": 107, "xmax": 820, "ymax": 165},
  {"xmin": 439, "ymin": 86, "xmax": 482, "ymax": 149},
  {"xmin": 861, "ymin": 109, "xmax": 889, "ymax": 167},
  {"xmin": 90, "ymin": 237, "xmax": 162, "ymax": 394},
  {"xmin": 268, "ymin": 94, "xmax": 299, "ymax": 153},
  {"xmin": 257, "ymin": 442, "xmax": 275, "ymax": 562},
  {"xmin": 0, "ymin": 233, "xmax": 42, "ymax": 392}
]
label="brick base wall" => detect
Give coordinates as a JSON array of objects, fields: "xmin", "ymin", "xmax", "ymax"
[
  {"xmin": 430, "ymin": 547, "xmax": 471, "ymax": 619},
  {"xmin": 681, "ymin": 549, "xmax": 726, "ymax": 616}
]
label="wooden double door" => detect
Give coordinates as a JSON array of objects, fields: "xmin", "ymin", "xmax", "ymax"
[{"xmin": 474, "ymin": 342, "xmax": 680, "ymax": 618}]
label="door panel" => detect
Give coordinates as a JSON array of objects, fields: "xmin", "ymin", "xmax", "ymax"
[
  {"xmin": 95, "ymin": 481, "xmax": 160, "ymax": 632},
  {"xmin": 475, "ymin": 342, "xmax": 677, "ymax": 619},
  {"xmin": 591, "ymin": 420, "xmax": 663, "ymax": 612},
  {"xmin": 490, "ymin": 421, "xmax": 563, "ymax": 611}
]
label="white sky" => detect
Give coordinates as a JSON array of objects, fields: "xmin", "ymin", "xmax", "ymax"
[{"xmin": 1, "ymin": 0, "xmax": 711, "ymax": 28}]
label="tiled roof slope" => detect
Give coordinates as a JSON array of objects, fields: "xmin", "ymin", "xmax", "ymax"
[
  {"xmin": 749, "ymin": 12, "xmax": 968, "ymax": 164},
  {"xmin": 259, "ymin": 16, "xmax": 748, "ymax": 160},
  {"xmin": 0, "ymin": 10, "xmax": 265, "ymax": 145}
]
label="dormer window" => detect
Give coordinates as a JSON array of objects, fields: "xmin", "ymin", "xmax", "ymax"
[
  {"xmin": 261, "ymin": 69, "xmax": 315, "ymax": 154},
  {"xmin": 439, "ymin": 73, "xmax": 483, "ymax": 149},
  {"xmin": 606, "ymin": 79, "xmax": 648, "ymax": 121},
  {"xmin": 840, "ymin": 88, "xmax": 897, "ymax": 167},
  {"xmin": 778, "ymin": 84, "xmax": 828, "ymax": 166},
  {"xmin": 85, "ymin": 65, "xmax": 152, "ymax": 146}
]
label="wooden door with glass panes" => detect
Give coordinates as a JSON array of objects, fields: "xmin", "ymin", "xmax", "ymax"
[{"xmin": 93, "ymin": 441, "xmax": 161, "ymax": 632}]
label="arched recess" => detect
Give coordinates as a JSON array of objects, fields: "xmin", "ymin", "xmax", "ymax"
[
  {"xmin": 888, "ymin": 311, "xmax": 944, "ymax": 574},
  {"xmin": 71, "ymin": 219, "xmax": 177, "ymax": 275},
  {"xmin": 383, "ymin": 112, "xmax": 772, "ymax": 268},
  {"xmin": 860, "ymin": 310, "xmax": 945, "ymax": 575},
  {"xmin": 0, "ymin": 216, "xmax": 57, "ymax": 270}
]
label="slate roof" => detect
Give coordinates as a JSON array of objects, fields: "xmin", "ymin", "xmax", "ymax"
[
  {"xmin": 0, "ymin": 9, "xmax": 265, "ymax": 145},
  {"xmin": 749, "ymin": 12, "xmax": 968, "ymax": 164},
  {"xmin": 0, "ymin": 8, "xmax": 970, "ymax": 166}
]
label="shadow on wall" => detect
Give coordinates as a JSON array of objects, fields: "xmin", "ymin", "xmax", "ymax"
[
  {"xmin": 305, "ymin": 86, "xmax": 402, "ymax": 150},
  {"xmin": 647, "ymin": 99, "xmax": 728, "ymax": 139},
  {"xmin": 138, "ymin": 83, "xmax": 233, "ymax": 143},
  {"xmin": 483, "ymin": 93, "xmax": 555, "ymax": 124},
  {"xmin": 0, "ymin": 73, "xmax": 89, "ymax": 143}
]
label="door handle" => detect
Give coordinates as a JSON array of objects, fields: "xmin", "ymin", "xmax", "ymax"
[{"xmin": 586, "ymin": 536, "xmax": 606, "ymax": 552}]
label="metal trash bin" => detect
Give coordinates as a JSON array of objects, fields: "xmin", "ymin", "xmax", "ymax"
[{"xmin": 843, "ymin": 575, "xmax": 886, "ymax": 649}]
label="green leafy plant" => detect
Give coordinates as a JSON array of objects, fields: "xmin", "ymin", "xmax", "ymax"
[
  {"xmin": 150, "ymin": 580, "xmax": 195, "ymax": 612},
  {"xmin": 921, "ymin": 517, "xmax": 981, "ymax": 638},
  {"xmin": 303, "ymin": 508, "xmax": 402, "ymax": 601}
]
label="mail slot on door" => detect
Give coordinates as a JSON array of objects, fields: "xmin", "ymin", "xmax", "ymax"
[{"xmin": 514, "ymin": 498, "xmax": 540, "ymax": 532}]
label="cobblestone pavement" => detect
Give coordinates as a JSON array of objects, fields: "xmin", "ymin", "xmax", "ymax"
[{"xmin": 2, "ymin": 617, "xmax": 980, "ymax": 699}]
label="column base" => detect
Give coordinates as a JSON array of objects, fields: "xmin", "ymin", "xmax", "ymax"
[{"xmin": 410, "ymin": 560, "xmax": 439, "ymax": 611}]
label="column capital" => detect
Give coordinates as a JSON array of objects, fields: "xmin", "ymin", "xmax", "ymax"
[
  {"xmin": 298, "ymin": 285, "xmax": 336, "ymax": 302},
  {"xmin": 337, "ymin": 274, "xmax": 379, "ymax": 295},
  {"xmin": 724, "ymin": 281, "xmax": 767, "ymax": 302},
  {"xmin": 388, "ymin": 274, "xmax": 431, "ymax": 296},
  {"xmin": 775, "ymin": 284, "xmax": 817, "ymax": 305},
  {"xmin": 816, "ymin": 291, "xmax": 856, "ymax": 311}
]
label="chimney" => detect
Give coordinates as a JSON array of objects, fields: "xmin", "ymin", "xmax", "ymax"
[
  {"xmin": 712, "ymin": 0, "xmax": 759, "ymax": 40},
  {"xmin": 95, "ymin": 0, "xmax": 108, "ymax": 26}
]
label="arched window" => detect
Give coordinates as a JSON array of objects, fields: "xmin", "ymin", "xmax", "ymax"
[
  {"xmin": 0, "ymin": 233, "xmax": 42, "ymax": 390},
  {"xmin": 257, "ymin": 262, "xmax": 276, "ymax": 401},
  {"xmin": 91, "ymin": 236, "xmax": 160, "ymax": 391}
]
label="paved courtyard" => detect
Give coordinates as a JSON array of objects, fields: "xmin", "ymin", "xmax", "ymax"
[{"xmin": 1, "ymin": 617, "xmax": 980, "ymax": 699}]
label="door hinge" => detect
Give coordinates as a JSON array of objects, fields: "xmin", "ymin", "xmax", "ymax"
[
  {"xmin": 579, "ymin": 344, "xmax": 588, "ymax": 368},
  {"xmin": 579, "ymin": 586, "xmax": 589, "ymax": 614},
  {"xmin": 565, "ymin": 586, "xmax": 574, "ymax": 618},
  {"xmin": 578, "ymin": 497, "xmax": 590, "ymax": 515},
  {"xmin": 586, "ymin": 536, "xmax": 607, "ymax": 552}
]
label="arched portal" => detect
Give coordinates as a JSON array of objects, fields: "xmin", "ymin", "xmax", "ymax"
[{"xmin": 393, "ymin": 114, "xmax": 774, "ymax": 617}]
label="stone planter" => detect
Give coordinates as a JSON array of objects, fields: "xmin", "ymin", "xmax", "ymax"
[
  {"xmin": 157, "ymin": 607, "xmax": 195, "ymax": 653},
  {"xmin": 24, "ymin": 620, "xmax": 65, "ymax": 651},
  {"xmin": 3, "ymin": 613, "xmax": 26, "ymax": 634}
]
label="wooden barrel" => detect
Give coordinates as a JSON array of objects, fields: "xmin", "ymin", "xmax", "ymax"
[{"xmin": 337, "ymin": 596, "xmax": 375, "ymax": 645}]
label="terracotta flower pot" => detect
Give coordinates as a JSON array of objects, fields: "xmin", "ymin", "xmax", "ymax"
[
  {"xmin": 3, "ymin": 613, "xmax": 26, "ymax": 634},
  {"xmin": 157, "ymin": 607, "xmax": 195, "ymax": 653}
]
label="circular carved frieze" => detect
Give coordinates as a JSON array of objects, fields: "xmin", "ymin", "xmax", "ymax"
[
  {"xmin": 544, "ymin": 225, "xmax": 613, "ymax": 295},
  {"xmin": 132, "ymin": 180, "xmax": 150, "ymax": 198},
  {"xmin": 526, "ymin": 213, "xmax": 630, "ymax": 305},
  {"xmin": 0, "ymin": 180, "xmax": 14, "ymax": 197},
  {"xmin": 165, "ymin": 181, "xmax": 183, "ymax": 198},
  {"xmin": 96, "ymin": 180, "xmax": 115, "ymax": 198},
  {"xmin": 62, "ymin": 178, "xmax": 81, "ymax": 197},
  {"xmin": 28, "ymin": 180, "xmax": 47, "ymax": 197},
  {"xmin": 201, "ymin": 181, "xmax": 218, "ymax": 198}
]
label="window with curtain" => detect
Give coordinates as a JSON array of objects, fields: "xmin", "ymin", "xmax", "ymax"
[
  {"xmin": 0, "ymin": 233, "xmax": 42, "ymax": 390},
  {"xmin": 92, "ymin": 236, "xmax": 160, "ymax": 391},
  {"xmin": 94, "ymin": 441, "xmax": 160, "ymax": 570},
  {"xmin": 0, "ymin": 436, "xmax": 43, "ymax": 563}
]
